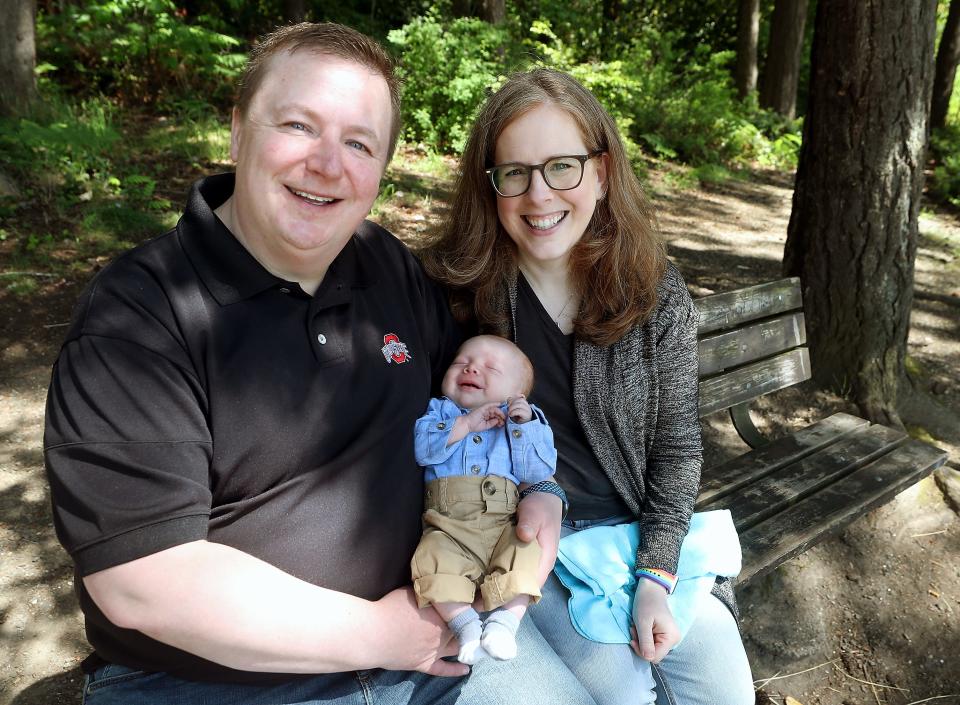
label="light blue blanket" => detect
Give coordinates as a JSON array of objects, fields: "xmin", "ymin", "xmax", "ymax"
[{"xmin": 553, "ymin": 510, "xmax": 741, "ymax": 645}]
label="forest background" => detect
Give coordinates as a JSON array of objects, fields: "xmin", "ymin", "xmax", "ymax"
[{"xmin": 1, "ymin": 1, "xmax": 959, "ymax": 704}]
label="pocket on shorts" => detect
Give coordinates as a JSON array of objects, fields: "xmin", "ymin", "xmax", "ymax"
[{"xmin": 84, "ymin": 663, "xmax": 151, "ymax": 695}]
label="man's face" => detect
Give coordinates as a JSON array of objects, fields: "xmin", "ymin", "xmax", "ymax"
[{"xmin": 228, "ymin": 51, "xmax": 392, "ymax": 269}]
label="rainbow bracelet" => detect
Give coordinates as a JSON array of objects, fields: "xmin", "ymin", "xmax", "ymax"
[{"xmin": 635, "ymin": 567, "xmax": 678, "ymax": 594}]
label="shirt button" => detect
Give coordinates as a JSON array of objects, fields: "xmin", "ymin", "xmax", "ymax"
[
  {"xmin": 472, "ymin": 435, "xmax": 482, "ymax": 444},
  {"xmin": 471, "ymin": 465, "xmax": 481, "ymax": 474},
  {"xmin": 512, "ymin": 429, "xmax": 522, "ymax": 439},
  {"xmin": 436, "ymin": 422, "xmax": 446, "ymax": 430},
  {"xmin": 317, "ymin": 333, "xmax": 327, "ymax": 345}
]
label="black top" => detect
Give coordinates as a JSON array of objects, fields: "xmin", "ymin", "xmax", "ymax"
[
  {"xmin": 514, "ymin": 275, "xmax": 631, "ymax": 521},
  {"xmin": 43, "ymin": 173, "xmax": 460, "ymax": 681}
]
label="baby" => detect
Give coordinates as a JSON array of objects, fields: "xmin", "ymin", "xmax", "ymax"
[{"xmin": 411, "ymin": 335, "xmax": 557, "ymax": 664}]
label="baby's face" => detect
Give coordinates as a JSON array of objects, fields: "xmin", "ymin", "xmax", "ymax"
[{"xmin": 441, "ymin": 338, "xmax": 525, "ymax": 410}]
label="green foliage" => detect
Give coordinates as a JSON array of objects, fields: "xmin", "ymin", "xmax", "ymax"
[
  {"xmin": 388, "ymin": 13, "xmax": 512, "ymax": 151},
  {"xmin": 929, "ymin": 125, "xmax": 960, "ymax": 209},
  {"xmin": 0, "ymin": 96, "xmax": 121, "ymax": 212},
  {"xmin": 38, "ymin": 0, "xmax": 245, "ymax": 108},
  {"xmin": 524, "ymin": 23, "xmax": 800, "ymax": 170},
  {"xmin": 0, "ymin": 88, "xmax": 209, "ymax": 287}
]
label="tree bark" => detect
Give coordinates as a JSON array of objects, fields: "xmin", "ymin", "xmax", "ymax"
[
  {"xmin": 482, "ymin": 0, "xmax": 505, "ymax": 24},
  {"xmin": 760, "ymin": 0, "xmax": 809, "ymax": 119},
  {"xmin": 736, "ymin": 0, "xmax": 760, "ymax": 99},
  {"xmin": 783, "ymin": 0, "xmax": 938, "ymax": 425},
  {"xmin": 451, "ymin": 0, "xmax": 473, "ymax": 18},
  {"xmin": 931, "ymin": 0, "xmax": 960, "ymax": 130},
  {"xmin": 0, "ymin": 0, "xmax": 38, "ymax": 117}
]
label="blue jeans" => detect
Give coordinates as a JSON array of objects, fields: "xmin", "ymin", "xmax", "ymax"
[
  {"xmin": 81, "ymin": 617, "xmax": 599, "ymax": 705},
  {"xmin": 527, "ymin": 516, "xmax": 755, "ymax": 705}
]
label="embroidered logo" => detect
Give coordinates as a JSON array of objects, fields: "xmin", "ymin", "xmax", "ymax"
[{"xmin": 381, "ymin": 333, "xmax": 412, "ymax": 364}]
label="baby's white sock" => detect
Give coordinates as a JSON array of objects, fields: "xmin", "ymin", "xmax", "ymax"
[
  {"xmin": 448, "ymin": 607, "xmax": 486, "ymax": 664},
  {"xmin": 481, "ymin": 609, "xmax": 520, "ymax": 660}
]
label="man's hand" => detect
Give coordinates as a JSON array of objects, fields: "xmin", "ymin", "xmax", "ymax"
[
  {"xmin": 374, "ymin": 587, "xmax": 469, "ymax": 677},
  {"xmin": 629, "ymin": 579, "xmax": 680, "ymax": 663},
  {"xmin": 515, "ymin": 490, "xmax": 562, "ymax": 586},
  {"xmin": 507, "ymin": 395, "xmax": 533, "ymax": 423}
]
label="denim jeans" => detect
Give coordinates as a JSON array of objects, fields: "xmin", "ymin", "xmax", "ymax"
[
  {"xmin": 527, "ymin": 516, "xmax": 755, "ymax": 705},
  {"xmin": 81, "ymin": 616, "xmax": 600, "ymax": 705}
]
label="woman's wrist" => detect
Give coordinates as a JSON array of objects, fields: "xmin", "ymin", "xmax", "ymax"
[
  {"xmin": 635, "ymin": 567, "xmax": 678, "ymax": 594},
  {"xmin": 518, "ymin": 480, "xmax": 568, "ymax": 519}
]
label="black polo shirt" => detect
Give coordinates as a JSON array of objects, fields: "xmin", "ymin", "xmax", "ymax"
[{"xmin": 43, "ymin": 173, "xmax": 460, "ymax": 681}]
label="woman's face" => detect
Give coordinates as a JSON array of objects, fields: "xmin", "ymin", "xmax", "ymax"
[{"xmin": 492, "ymin": 103, "xmax": 607, "ymax": 270}]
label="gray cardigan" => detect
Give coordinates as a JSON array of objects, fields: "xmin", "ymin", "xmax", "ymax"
[{"xmin": 489, "ymin": 263, "xmax": 737, "ymax": 617}]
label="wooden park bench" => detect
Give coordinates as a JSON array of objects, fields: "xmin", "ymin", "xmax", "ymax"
[{"xmin": 693, "ymin": 277, "xmax": 949, "ymax": 585}]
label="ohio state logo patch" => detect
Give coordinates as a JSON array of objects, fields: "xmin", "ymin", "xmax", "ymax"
[{"xmin": 381, "ymin": 333, "xmax": 412, "ymax": 364}]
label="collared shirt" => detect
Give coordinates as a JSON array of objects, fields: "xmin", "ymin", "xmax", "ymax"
[
  {"xmin": 414, "ymin": 397, "xmax": 556, "ymax": 485},
  {"xmin": 43, "ymin": 173, "xmax": 460, "ymax": 681}
]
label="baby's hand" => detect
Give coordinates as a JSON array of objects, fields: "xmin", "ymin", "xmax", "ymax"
[
  {"xmin": 507, "ymin": 395, "xmax": 532, "ymax": 423},
  {"xmin": 464, "ymin": 402, "xmax": 506, "ymax": 432}
]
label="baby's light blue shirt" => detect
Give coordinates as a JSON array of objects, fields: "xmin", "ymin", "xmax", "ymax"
[{"xmin": 414, "ymin": 397, "xmax": 557, "ymax": 484}]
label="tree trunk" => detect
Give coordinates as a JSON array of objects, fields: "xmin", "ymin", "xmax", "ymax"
[
  {"xmin": 0, "ymin": 0, "xmax": 37, "ymax": 117},
  {"xmin": 760, "ymin": 0, "xmax": 809, "ymax": 119},
  {"xmin": 451, "ymin": 0, "xmax": 473, "ymax": 18},
  {"xmin": 282, "ymin": 0, "xmax": 306, "ymax": 23},
  {"xmin": 931, "ymin": 0, "xmax": 960, "ymax": 130},
  {"xmin": 735, "ymin": 0, "xmax": 760, "ymax": 99},
  {"xmin": 783, "ymin": 0, "xmax": 938, "ymax": 425},
  {"xmin": 482, "ymin": 0, "xmax": 505, "ymax": 24}
]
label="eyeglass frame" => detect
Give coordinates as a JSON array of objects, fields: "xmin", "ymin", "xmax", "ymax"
[{"xmin": 484, "ymin": 151, "xmax": 606, "ymax": 198}]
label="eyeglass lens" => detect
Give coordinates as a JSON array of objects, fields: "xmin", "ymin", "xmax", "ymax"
[{"xmin": 490, "ymin": 156, "xmax": 586, "ymax": 197}]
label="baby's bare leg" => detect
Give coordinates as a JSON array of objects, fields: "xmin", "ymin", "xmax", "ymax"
[{"xmin": 435, "ymin": 602, "xmax": 486, "ymax": 664}]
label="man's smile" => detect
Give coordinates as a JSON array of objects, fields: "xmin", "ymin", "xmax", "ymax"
[{"xmin": 287, "ymin": 186, "xmax": 338, "ymax": 204}]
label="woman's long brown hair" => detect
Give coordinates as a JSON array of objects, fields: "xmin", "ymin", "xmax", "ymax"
[{"xmin": 420, "ymin": 68, "xmax": 666, "ymax": 348}]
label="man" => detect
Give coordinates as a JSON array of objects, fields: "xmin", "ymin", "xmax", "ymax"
[{"xmin": 44, "ymin": 22, "xmax": 593, "ymax": 705}]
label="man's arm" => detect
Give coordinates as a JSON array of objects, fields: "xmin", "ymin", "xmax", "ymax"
[{"xmin": 84, "ymin": 540, "xmax": 469, "ymax": 677}]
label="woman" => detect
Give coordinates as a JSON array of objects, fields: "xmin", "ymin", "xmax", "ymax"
[{"xmin": 422, "ymin": 68, "xmax": 754, "ymax": 705}]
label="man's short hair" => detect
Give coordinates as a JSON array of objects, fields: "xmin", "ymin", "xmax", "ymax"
[{"xmin": 236, "ymin": 22, "xmax": 402, "ymax": 159}]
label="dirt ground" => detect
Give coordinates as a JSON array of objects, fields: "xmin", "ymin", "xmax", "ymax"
[{"xmin": 1, "ymin": 161, "xmax": 958, "ymax": 705}]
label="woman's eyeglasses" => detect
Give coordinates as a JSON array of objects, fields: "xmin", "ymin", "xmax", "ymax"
[{"xmin": 485, "ymin": 152, "xmax": 604, "ymax": 198}]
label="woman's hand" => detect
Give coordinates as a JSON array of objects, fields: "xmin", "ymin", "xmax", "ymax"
[
  {"xmin": 629, "ymin": 578, "xmax": 681, "ymax": 663},
  {"xmin": 515, "ymin": 490, "xmax": 562, "ymax": 586}
]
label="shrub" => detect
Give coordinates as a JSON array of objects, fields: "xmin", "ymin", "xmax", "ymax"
[
  {"xmin": 389, "ymin": 13, "xmax": 511, "ymax": 152},
  {"xmin": 929, "ymin": 125, "xmax": 960, "ymax": 210},
  {"xmin": 0, "ymin": 96, "xmax": 120, "ymax": 212},
  {"xmin": 38, "ymin": 0, "xmax": 245, "ymax": 108}
]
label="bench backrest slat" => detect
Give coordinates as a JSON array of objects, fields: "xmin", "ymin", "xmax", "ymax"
[
  {"xmin": 696, "ymin": 278, "xmax": 803, "ymax": 335},
  {"xmin": 695, "ymin": 277, "xmax": 809, "ymax": 416},
  {"xmin": 698, "ymin": 312, "xmax": 806, "ymax": 376},
  {"xmin": 699, "ymin": 348, "xmax": 811, "ymax": 417}
]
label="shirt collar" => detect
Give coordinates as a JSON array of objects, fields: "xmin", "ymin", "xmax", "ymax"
[{"xmin": 178, "ymin": 173, "xmax": 373, "ymax": 306}]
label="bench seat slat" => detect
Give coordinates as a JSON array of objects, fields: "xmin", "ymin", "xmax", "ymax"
[
  {"xmin": 697, "ymin": 412, "xmax": 870, "ymax": 506},
  {"xmin": 736, "ymin": 440, "xmax": 949, "ymax": 583},
  {"xmin": 698, "ymin": 313, "xmax": 806, "ymax": 376},
  {"xmin": 700, "ymin": 424, "xmax": 907, "ymax": 531},
  {"xmin": 698, "ymin": 348, "xmax": 811, "ymax": 417},
  {"xmin": 695, "ymin": 278, "xmax": 802, "ymax": 335}
]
